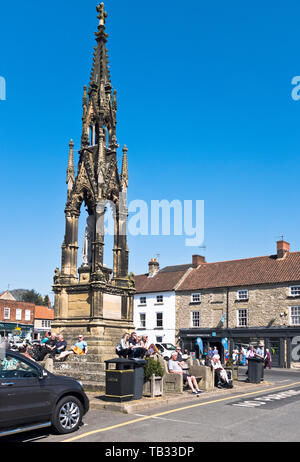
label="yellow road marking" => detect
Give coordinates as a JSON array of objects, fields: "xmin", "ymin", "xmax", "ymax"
[{"xmin": 63, "ymin": 381, "xmax": 300, "ymax": 442}]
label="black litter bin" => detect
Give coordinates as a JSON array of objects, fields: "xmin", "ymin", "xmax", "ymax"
[
  {"xmin": 104, "ymin": 358, "xmax": 146, "ymax": 402},
  {"xmin": 105, "ymin": 358, "xmax": 135, "ymax": 402},
  {"xmin": 247, "ymin": 357, "xmax": 264, "ymax": 383}
]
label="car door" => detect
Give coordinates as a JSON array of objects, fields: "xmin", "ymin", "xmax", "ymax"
[{"xmin": 0, "ymin": 353, "xmax": 52, "ymax": 429}]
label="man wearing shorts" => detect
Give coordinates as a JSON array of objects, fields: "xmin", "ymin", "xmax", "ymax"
[{"xmin": 168, "ymin": 352, "xmax": 202, "ymax": 395}]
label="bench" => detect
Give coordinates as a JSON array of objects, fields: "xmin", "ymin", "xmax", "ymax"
[{"xmin": 158, "ymin": 356, "xmax": 214, "ymax": 393}]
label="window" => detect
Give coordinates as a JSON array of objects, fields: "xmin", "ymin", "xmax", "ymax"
[
  {"xmin": 237, "ymin": 290, "xmax": 249, "ymax": 301},
  {"xmin": 291, "ymin": 307, "xmax": 300, "ymax": 325},
  {"xmin": 191, "ymin": 293, "xmax": 201, "ymax": 303},
  {"xmin": 156, "ymin": 312, "xmax": 163, "ymax": 328},
  {"xmin": 4, "ymin": 308, "xmax": 10, "ymax": 320},
  {"xmin": 139, "ymin": 313, "xmax": 146, "ymax": 328},
  {"xmin": 16, "ymin": 309, "xmax": 22, "ymax": 321},
  {"xmin": 290, "ymin": 286, "xmax": 300, "ymax": 297},
  {"xmin": 156, "ymin": 295, "xmax": 163, "ymax": 304},
  {"xmin": 139, "ymin": 297, "xmax": 146, "ymax": 305},
  {"xmin": 192, "ymin": 311, "xmax": 200, "ymax": 327},
  {"xmin": 42, "ymin": 320, "xmax": 51, "ymax": 328},
  {"xmin": 237, "ymin": 309, "xmax": 248, "ymax": 327},
  {"xmin": 0, "ymin": 354, "xmax": 39, "ymax": 378},
  {"xmin": 25, "ymin": 310, "xmax": 31, "ymax": 321},
  {"xmin": 156, "ymin": 336, "xmax": 163, "ymax": 343}
]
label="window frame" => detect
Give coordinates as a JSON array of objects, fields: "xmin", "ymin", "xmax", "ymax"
[
  {"xmin": 156, "ymin": 295, "xmax": 164, "ymax": 304},
  {"xmin": 290, "ymin": 306, "xmax": 300, "ymax": 326},
  {"xmin": 4, "ymin": 307, "xmax": 10, "ymax": 320},
  {"xmin": 191, "ymin": 310, "xmax": 200, "ymax": 328},
  {"xmin": 191, "ymin": 293, "xmax": 201, "ymax": 304},
  {"xmin": 139, "ymin": 296, "xmax": 147, "ymax": 306},
  {"xmin": 290, "ymin": 286, "xmax": 300, "ymax": 297},
  {"xmin": 156, "ymin": 312, "xmax": 163, "ymax": 328},
  {"xmin": 237, "ymin": 308, "xmax": 248, "ymax": 327},
  {"xmin": 237, "ymin": 290, "xmax": 249, "ymax": 301},
  {"xmin": 16, "ymin": 309, "xmax": 22, "ymax": 321},
  {"xmin": 25, "ymin": 310, "xmax": 31, "ymax": 321},
  {"xmin": 139, "ymin": 312, "xmax": 146, "ymax": 329}
]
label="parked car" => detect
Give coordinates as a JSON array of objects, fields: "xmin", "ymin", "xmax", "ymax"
[
  {"xmin": 155, "ymin": 343, "xmax": 177, "ymax": 360},
  {"xmin": 0, "ymin": 350, "xmax": 89, "ymax": 438}
]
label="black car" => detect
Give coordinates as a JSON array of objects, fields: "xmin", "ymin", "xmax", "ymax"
[{"xmin": 0, "ymin": 350, "xmax": 89, "ymax": 437}]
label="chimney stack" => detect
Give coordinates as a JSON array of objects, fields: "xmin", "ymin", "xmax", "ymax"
[
  {"xmin": 277, "ymin": 240, "xmax": 290, "ymax": 259},
  {"xmin": 148, "ymin": 258, "xmax": 159, "ymax": 276},
  {"xmin": 192, "ymin": 255, "xmax": 206, "ymax": 268}
]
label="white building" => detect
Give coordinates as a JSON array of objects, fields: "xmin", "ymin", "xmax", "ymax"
[{"xmin": 134, "ymin": 258, "xmax": 196, "ymax": 345}]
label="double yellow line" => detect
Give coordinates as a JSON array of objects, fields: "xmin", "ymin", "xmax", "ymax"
[{"xmin": 64, "ymin": 381, "xmax": 300, "ymax": 442}]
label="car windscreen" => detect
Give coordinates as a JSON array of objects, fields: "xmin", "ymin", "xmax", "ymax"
[{"xmin": 161, "ymin": 344, "xmax": 176, "ymax": 350}]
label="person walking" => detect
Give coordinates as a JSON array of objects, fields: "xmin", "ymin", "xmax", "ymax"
[{"xmin": 264, "ymin": 348, "xmax": 272, "ymax": 369}]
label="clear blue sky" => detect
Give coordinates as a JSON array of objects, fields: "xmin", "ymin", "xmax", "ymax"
[{"xmin": 0, "ymin": 0, "xmax": 299, "ymax": 298}]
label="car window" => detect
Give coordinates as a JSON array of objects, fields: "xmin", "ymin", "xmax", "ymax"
[
  {"xmin": 0, "ymin": 355, "xmax": 39, "ymax": 379},
  {"xmin": 162, "ymin": 344, "xmax": 176, "ymax": 350},
  {"xmin": 155, "ymin": 344, "xmax": 164, "ymax": 353}
]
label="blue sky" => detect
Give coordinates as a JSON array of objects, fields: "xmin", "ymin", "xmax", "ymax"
[{"xmin": 0, "ymin": 0, "xmax": 300, "ymax": 298}]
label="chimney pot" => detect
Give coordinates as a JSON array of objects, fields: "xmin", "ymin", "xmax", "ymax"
[
  {"xmin": 192, "ymin": 255, "xmax": 206, "ymax": 268},
  {"xmin": 148, "ymin": 258, "xmax": 159, "ymax": 276},
  {"xmin": 277, "ymin": 240, "xmax": 290, "ymax": 259}
]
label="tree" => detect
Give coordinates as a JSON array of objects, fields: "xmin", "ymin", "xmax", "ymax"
[{"xmin": 21, "ymin": 289, "xmax": 45, "ymax": 306}]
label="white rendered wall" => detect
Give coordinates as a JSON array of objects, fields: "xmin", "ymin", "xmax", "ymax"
[{"xmin": 133, "ymin": 291, "xmax": 176, "ymax": 345}]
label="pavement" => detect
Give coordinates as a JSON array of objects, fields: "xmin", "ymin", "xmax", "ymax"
[{"xmin": 86, "ymin": 378, "xmax": 273, "ymax": 414}]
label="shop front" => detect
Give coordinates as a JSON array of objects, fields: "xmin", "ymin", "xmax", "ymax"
[
  {"xmin": 0, "ymin": 322, "xmax": 33, "ymax": 340},
  {"xmin": 179, "ymin": 327, "xmax": 300, "ymax": 368}
]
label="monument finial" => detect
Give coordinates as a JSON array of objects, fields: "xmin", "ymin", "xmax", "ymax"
[{"xmin": 97, "ymin": 3, "xmax": 107, "ymax": 27}]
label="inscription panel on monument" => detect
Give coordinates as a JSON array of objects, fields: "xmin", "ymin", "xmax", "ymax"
[
  {"xmin": 103, "ymin": 294, "xmax": 122, "ymax": 320},
  {"xmin": 68, "ymin": 293, "xmax": 90, "ymax": 317}
]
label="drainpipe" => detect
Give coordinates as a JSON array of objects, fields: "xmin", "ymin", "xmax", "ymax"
[{"xmin": 226, "ymin": 287, "xmax": 229, "ymax": 330}]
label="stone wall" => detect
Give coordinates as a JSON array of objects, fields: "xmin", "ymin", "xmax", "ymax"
[{"xmin": 176, "ymin": 282, "xmax": 299, "ymax": 338}]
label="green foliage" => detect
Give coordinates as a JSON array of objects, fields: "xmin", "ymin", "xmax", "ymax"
[
  {"xmin": 21, "ymin": 289, "xmax": 49, "ymax": 306},
  {"xmin": 144, "ymin": 357, "xmax": 164, "ymax": 381}
]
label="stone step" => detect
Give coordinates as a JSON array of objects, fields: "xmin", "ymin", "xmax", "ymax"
[
  {"xmin": 82, "ymin": 381, "xmax": 106, "ymax": 392},
  {"xmin": 53, "ymin": 366, "xmax": 106, "ymax": 383},
  {"xmin": 54, "ymin": 361, "xmax": 105, "ymax": 372}
]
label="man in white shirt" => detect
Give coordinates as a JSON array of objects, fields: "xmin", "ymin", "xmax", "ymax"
[{"xmin": 168, "ymin": 352, "xmax": 202, "ymax": 395}]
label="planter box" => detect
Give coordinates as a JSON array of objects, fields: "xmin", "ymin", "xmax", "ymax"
[
  {"xmin": 225, "ymin": 366, "xmax": 239, "ymax": 381},
  {"xmin": 143, "ymin": 374, "xmax": 163, "ymax": 397}
]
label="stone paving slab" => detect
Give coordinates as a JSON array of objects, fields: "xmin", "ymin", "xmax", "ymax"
[{"xmin": 86, "ymin": 380, "xmax": 274, "ymax": 414}]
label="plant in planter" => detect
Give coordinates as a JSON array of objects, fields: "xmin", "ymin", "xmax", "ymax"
[{"xmin": 143, "ymin": 357, "xmax": 164, "ymax": 397}]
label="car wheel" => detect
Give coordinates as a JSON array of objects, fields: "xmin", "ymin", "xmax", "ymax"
[{"xmin": 52, "ymin": 396, "xmax": 83, "ymax": 434}]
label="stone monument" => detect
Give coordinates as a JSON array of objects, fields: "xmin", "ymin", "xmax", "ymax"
[{"xmin": 52, "ymin": 3, "xmax": 135, "ymax": 388}]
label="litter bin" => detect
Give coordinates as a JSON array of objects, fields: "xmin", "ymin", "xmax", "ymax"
[
  {"xmin": 247, "ymin": 357, "xmax": 264, "ymax": 383},
  {"xmin": 104, "ymin": 358, "xmax": 146, "ymax": 402},
  {"xmin": 132, "ymin": 358, "xmax": 147, "ymax": 400},
  {"xmin": 105, "ymin": 358, "xmax": 135, "ymax": 402}
]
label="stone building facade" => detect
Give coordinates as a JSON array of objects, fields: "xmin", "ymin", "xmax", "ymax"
[{"xmin": 176, "ymin": 241, "xmax": 300, "ymax": 368}]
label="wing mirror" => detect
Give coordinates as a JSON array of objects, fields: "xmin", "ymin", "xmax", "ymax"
[{"xmin": 39, "ymin": 370, "xmax": 48, "ymax": 380}]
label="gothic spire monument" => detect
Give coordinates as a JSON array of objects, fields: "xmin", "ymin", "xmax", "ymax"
[{"xmin": 52, "ymin": 3, "xmax": 135, "ymax": 372}]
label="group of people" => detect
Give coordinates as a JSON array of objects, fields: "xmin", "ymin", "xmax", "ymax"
[
  {"xmin": 116, "ymin": 332, "xmax": 160, "ymax": 360},
  {"xmin": 244, "ymin": 344, "xmax": 272, "ymax": 369},
  {"xmin": 23, "ymin": 332, "xmax": 88, "ymax": 362}
]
